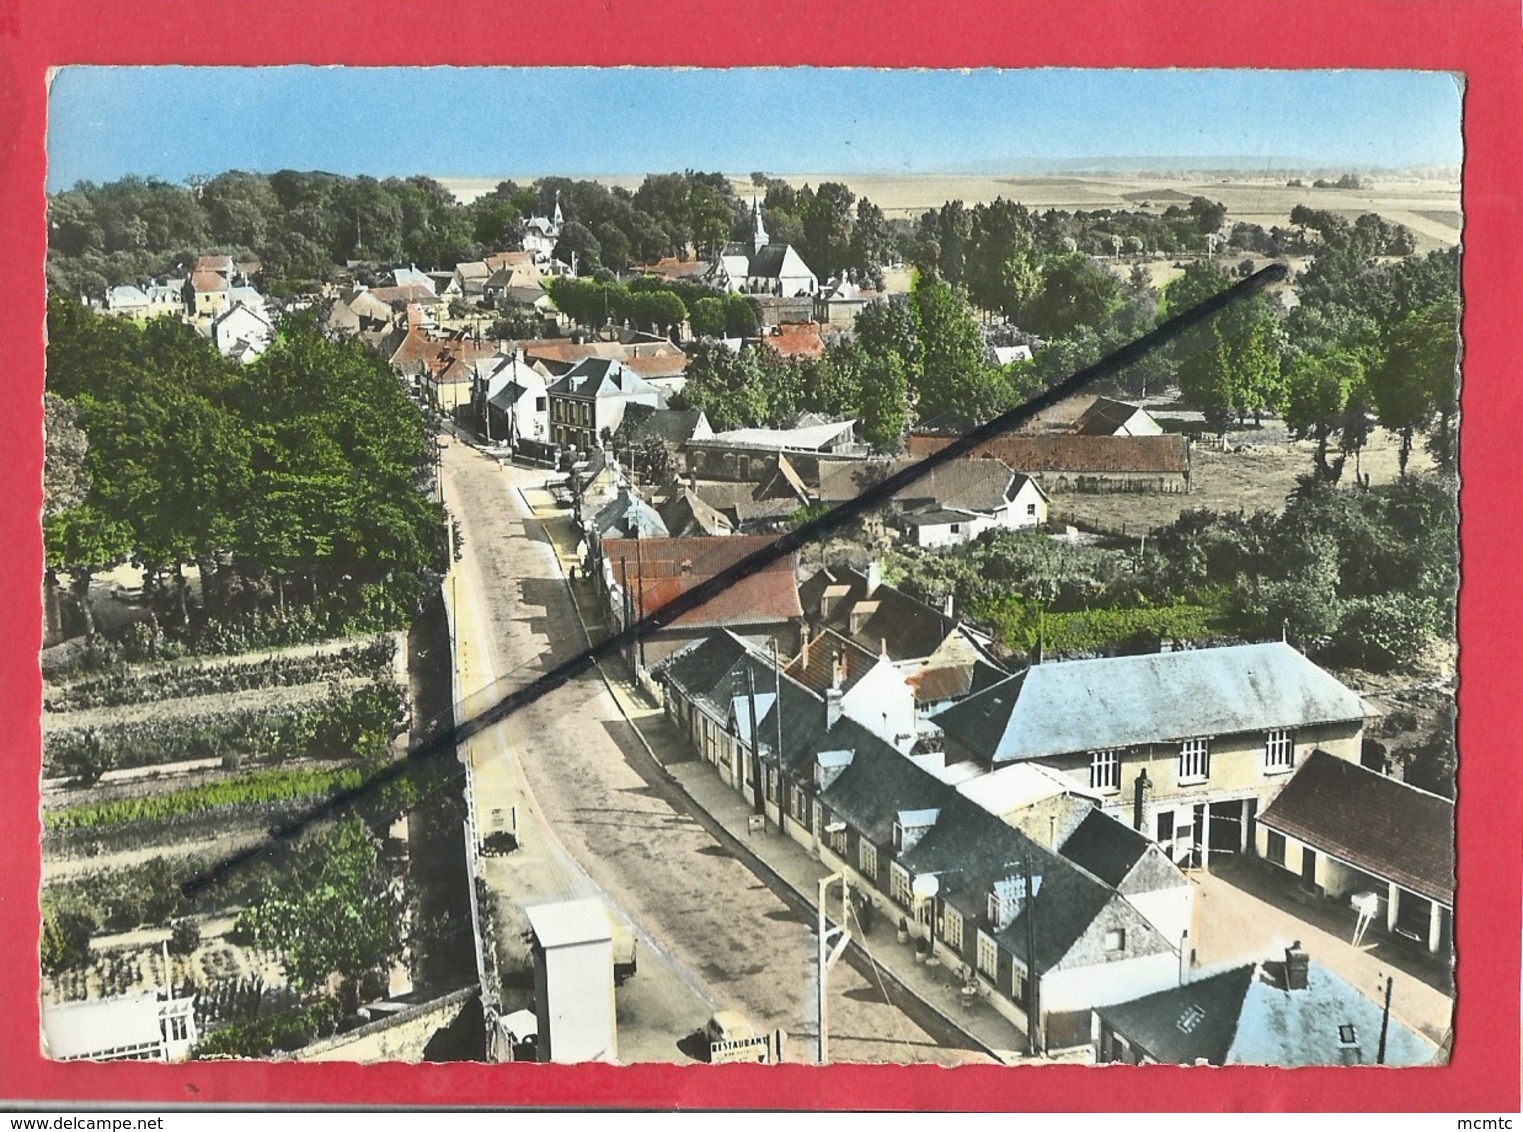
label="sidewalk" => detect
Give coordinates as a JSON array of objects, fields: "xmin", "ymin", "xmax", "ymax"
[{"xmin": 517, "ymin": 481, "xmax": 1032, "ymax": 1064}]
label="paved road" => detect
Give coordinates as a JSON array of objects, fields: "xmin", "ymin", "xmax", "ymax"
[{"xmin": 441, "ymin": 443, "xmax": 987, "ymax": 1066}]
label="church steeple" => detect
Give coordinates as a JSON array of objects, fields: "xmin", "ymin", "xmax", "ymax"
[
  {"xmin": 552, "ymin": 190, "xmax": 564, "ymax": 230},
  {"xmin": 751, "ymin": 194, "xmax": 768, "ymax": 253}
]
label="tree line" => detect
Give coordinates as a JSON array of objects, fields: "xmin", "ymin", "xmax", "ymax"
[{"xmin": 44, "ymin": 298, "xmax": 448, "ymax": 646}]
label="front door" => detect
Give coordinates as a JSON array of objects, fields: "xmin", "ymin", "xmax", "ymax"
[{"xmin": 1301, "ymin": 847, "xmax": 1318, "ymax": 891}]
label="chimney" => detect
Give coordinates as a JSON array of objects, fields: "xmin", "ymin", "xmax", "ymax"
[
  {"xmin": 1132, "ymin": 767, "xmax": 1151, "ymax": 833},
  {"xmin": 830, "ymin": 647, "xmax": 845, "ymax": 690},
  {"xmin": 825, "ymin": 685, "xmax": 844, "ymax": 729},
  {"xmin": 865, "ymin": 560, "xmax": 882, "ymax": 594},
  {"xmin": 1284, "ymin": 942, "xmax": 1309, "ymax": 991},
  {"xmin": 942, "ymin": 593, "xmax": 954, "ymax": 619}
]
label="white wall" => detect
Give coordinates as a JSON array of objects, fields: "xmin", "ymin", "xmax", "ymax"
[
  {"xmin": 1041, "ymin": 950, "xmax": 1181, "ymax": 1014},
  {"xmin": 540, "ymin": 939, "xmax": 617, "ymax": 1063},
  {"xmin": 1125, "ymin": 886, "xmax": 1194, "ymax": 951}
]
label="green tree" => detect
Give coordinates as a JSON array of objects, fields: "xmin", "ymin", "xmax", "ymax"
[
  {"xmin": 236, "ymin": 819, "xmax": 399, "ymax": 993},
  {"xmin": 911, "ymin": 277, "xmax": 1008, "ymax": 424},
  {"xmin": 965, "ymin": 198, "xmax": 1041, "ymax": 321},
  {"xmin": 689, "ymin": 296, "xmax": 726, "ymax": 337},
  {"xmin": 1369, "ymin": 297, "xmax": 1460, "ymax": 475},
  {"xmin": 1284, "ymin": 351, "xmax": 1363, "ymax": 478},
  {"xmin": 1022, "ymin": 252, "xmax": 1124, "ymax": 338},
  {"xmin": 856, "ymin": 347, "xmax": 909, "ymax": 452}
]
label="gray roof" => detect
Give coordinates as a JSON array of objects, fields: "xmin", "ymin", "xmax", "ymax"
[
  {"xmin": 1058, "ymin": 808, "xmax": 1151, "ymax": 889},
  {"xmin": 934, "ymin": 642, "xmax": 1366, "ymax": 764},
  {"xmin": 817, "ymin": 457, "xmax": 1039, "ymax": 514},
  {"xmin": 617, "ymin": 405, "xmax": 710, "ymax": 447},
  {"xmin": 1097, "ymin": 958, "xmax": 1437, "ymax": 1066},
  {"xmin": 593, "ymin": 488, "xmax": 669, "ymax": 539},
  {"xmin": 547, "ymin": 356, "xmax": 660, "ymax": 400},
  {"xmin": 899, "ymin": 507, "xmax": 983, "ymax": 528}
]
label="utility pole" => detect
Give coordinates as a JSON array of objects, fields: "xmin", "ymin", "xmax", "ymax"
[
  {"xmin": 816, "ymin": 873, "xmax": 851, "ymax": 1065},
  {"xmin": 1024, "ymin": 848, "xmax": 1042, "ymax": 1058},
  {"xmin": 1377, "ymin": 974, "xmax": 1393, "ymax": 1065},
  {"xmin": 745, "ymin": 664, "xmax": 763, "ymax": 817},
  {"xmin": 771, "ymin": 637, "xmax": 784, "ymax": 835}
]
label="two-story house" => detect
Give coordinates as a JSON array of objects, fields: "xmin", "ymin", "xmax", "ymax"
[
  {"xmin": 545, "ymin": 357, "xmax": 663, "ymax": 453},
  {"xmin": 932, "ymin": 642, "xmax": 1369, "ymax": 867}
]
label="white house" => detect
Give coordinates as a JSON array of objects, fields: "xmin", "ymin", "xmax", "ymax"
[
  {"xmin": 898, "ymin": 506, "xmax": 994, "ymax": 549},
  {"xmin": 480, "ymin": 351, "xmax": 550, "ymax": 446},
  {"xmin": 211, "ymin": 301, "xmax": 275, "ymax": 363}
]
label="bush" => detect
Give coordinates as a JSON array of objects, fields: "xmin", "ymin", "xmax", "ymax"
[
  {"xmin": 194, "ymin": 998, "xmax": 343, "ymax": 1059},
  {"xmin": 168, "ymin": 918, "xmax": 202, "ymax": 955},
  {"xmin": 41, "ymin": 906, "xmax": 94, "ymax": 975},
  {"xmin": 1335, "ymin": 593, "xmax": 1436, "ymax": 672}
]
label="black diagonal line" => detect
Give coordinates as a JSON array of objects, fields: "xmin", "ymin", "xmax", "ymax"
[{"xmin": 180, "ymin": 263, "xmax": 1284, "ymax": 896}]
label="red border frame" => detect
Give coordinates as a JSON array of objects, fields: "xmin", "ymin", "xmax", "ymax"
[{"xmin": 3, "ymin": 0, "xmax": 1518, "ymax": 1112}]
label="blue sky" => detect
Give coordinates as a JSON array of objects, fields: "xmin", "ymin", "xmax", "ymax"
[{"xmin": 45, "ymin": 67, "xmax": 1463, "ymax": 191}]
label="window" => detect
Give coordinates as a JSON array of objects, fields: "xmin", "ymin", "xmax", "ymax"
[
  {"xmin": 1026, "ymin": 503, "xmax": 1037, "ymax": 516},
  {"xmin": 1266, "ymin": 829, "xmax": 1287, "ymax": 867},
  {"xmin": 1265, "ymin": 728, "xmax": 1295, "ymax": 772},
  {"xmin": 949, "ymin": 523, "xmax": 961, "ymax": 534},
  {"xmin": 168, "ymin": 1014, "xmax": 189, "ymax": 1042},
  {"xmin": 890, "ymin": 863, "xmax": 913, "ymax": 907},
  {"xmin": 764, "ymin": 766, "xmax": 778, "ymax": 804},
  {"xmin": 858, "ymin": 839, "xmax": 878, "ymax": 881},
  {"xmin": 976, "ymin": 931, "xmax": 998, "ymax": 979},
  {"xmin": 1103, "ymin": 928, "xmax": 1126, "ymax": 952},
  {"xmin": 1089, "ymin": 749, "xmax": 1120, "ymax": 793},
  {"xmin": 1178, "ymin": 737, "xmax": 1210, "ymax": 783},
  {"xmin": 1013, "ymin": 966, "xmax": 1029, "ymax": 1008},
  {"xmin": 942, "ymin": 907, "xmax": 963, "ymax": 951},
  {"xmin": 1338, "ymin": 1024, "xmax": 1358, "ymax": 1045},
  {"xmin": 535, "ymin": 396, "xmax": 546, "ymax": 412}
]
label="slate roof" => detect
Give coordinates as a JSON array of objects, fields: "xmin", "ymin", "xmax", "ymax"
[
  {"xmin": 785, "ymin": 629, "xmax": 880, "ymax": 695},
  {"xmin": 607, "ymin": 535, "xmax": 802, "ymax": 631},
  {"xmin": 107, "ymin": 284, "xmax": 150, "ymax": 308},
  {"xmin": 695, "ymin": 420, "xmax": 858, "ymax": 453},
  {"xmin": 747, "ymin": 243, "xmax": 816, "ymax": 280},
  {"xmin": 799, "ymin": 566, "xmax": 957, "ymax": 663},
  {"xmin": 816, "ymin": 457, "xmax": 1034, "ymax": 515},
  {"xmin": 1074, "ymin": 397, "xmax": 1157, "ymax": 437},
  {"xmin": 546, "ymin": 357, "xmax": 660, "ymax": 400},
  {"xmin": 1258, "ymin": 750, "xmax": 1454, "ymax": 905},
  {"xmin": 1058, "ymin": 808, "xmax": 1152, "ymax": 889},
  {"xmin": 617, "ymin": 405, "xmax": 710, "ymax": 447},
  {"xmin": 593, "ymin": 488, "xmax": 670, "ymax": 540},
  {"xmin": 899, "ymin": 507, "xmax": 984, "ymax": 528},
  {"xmin": 897, "ymin": 791, "xmax": 1122, "ymax": 973},
  {"xmin": 1097, "ymin": 958, "xmax": 1437, "ymax": 1066},
  {"xmin": 934, "ymin": 642, "xmax": 1366, "ymax": 764},
  {"xmin": 657, "ymin": 489, "xmax": 734, "ymax": 538},
  {"xmin": 905, "ymin": 433, "xmax": 1190, "ymax": 475}
]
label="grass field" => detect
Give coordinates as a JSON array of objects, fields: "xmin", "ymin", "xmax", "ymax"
[{"xmin": 1050, "ymin": 426, "xmax": 1437, "ymax": 538}]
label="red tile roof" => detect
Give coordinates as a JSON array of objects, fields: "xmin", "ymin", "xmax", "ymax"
[
  {"xmin": 606, "ymin": 535, "xmax": 802, "ymax": 631},
  {"xmin": 638, "ymin": 256, "xmax": 712, "ymax": 280},
  {"xmin": 369, "ymin": 283, "xmax": 442, "ymax": 307},
  {"xmin": 760, "ymin": 322, "xmax": 825, "ymax": 360},
  {"xmin": 905, "ymin": 433, "xmax": 1190, "ymax": 475},
  {"xmin": 906, "ymin": 664, "xmax": 974, "ymax": 705},
  {"xmin": 1258, "ymin": 750, "xmax": 1454, "ymax": 906}
]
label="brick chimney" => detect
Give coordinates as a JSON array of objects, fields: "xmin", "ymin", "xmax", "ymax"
[{"xmin": 1284, "ymin": 941, "xmax": 1310, "ymax": 991}]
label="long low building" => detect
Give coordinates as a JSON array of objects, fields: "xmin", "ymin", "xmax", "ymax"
[
  {"xmin": 1256, "ymin": 750, "xmax": 1454, "ymax": 956},
  {"xmin": 905, "ymin": 433, "xmax": 1191, "ymax": 494}
]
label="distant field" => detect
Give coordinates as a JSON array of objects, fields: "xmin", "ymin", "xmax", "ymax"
[
  {"xmin": 1051, "ymin": 427, "xmax": 1436, "ymax": 537},
  {"xmin": 439, "ymin": 172, "xmax": 1461, "ymax": 252}
]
